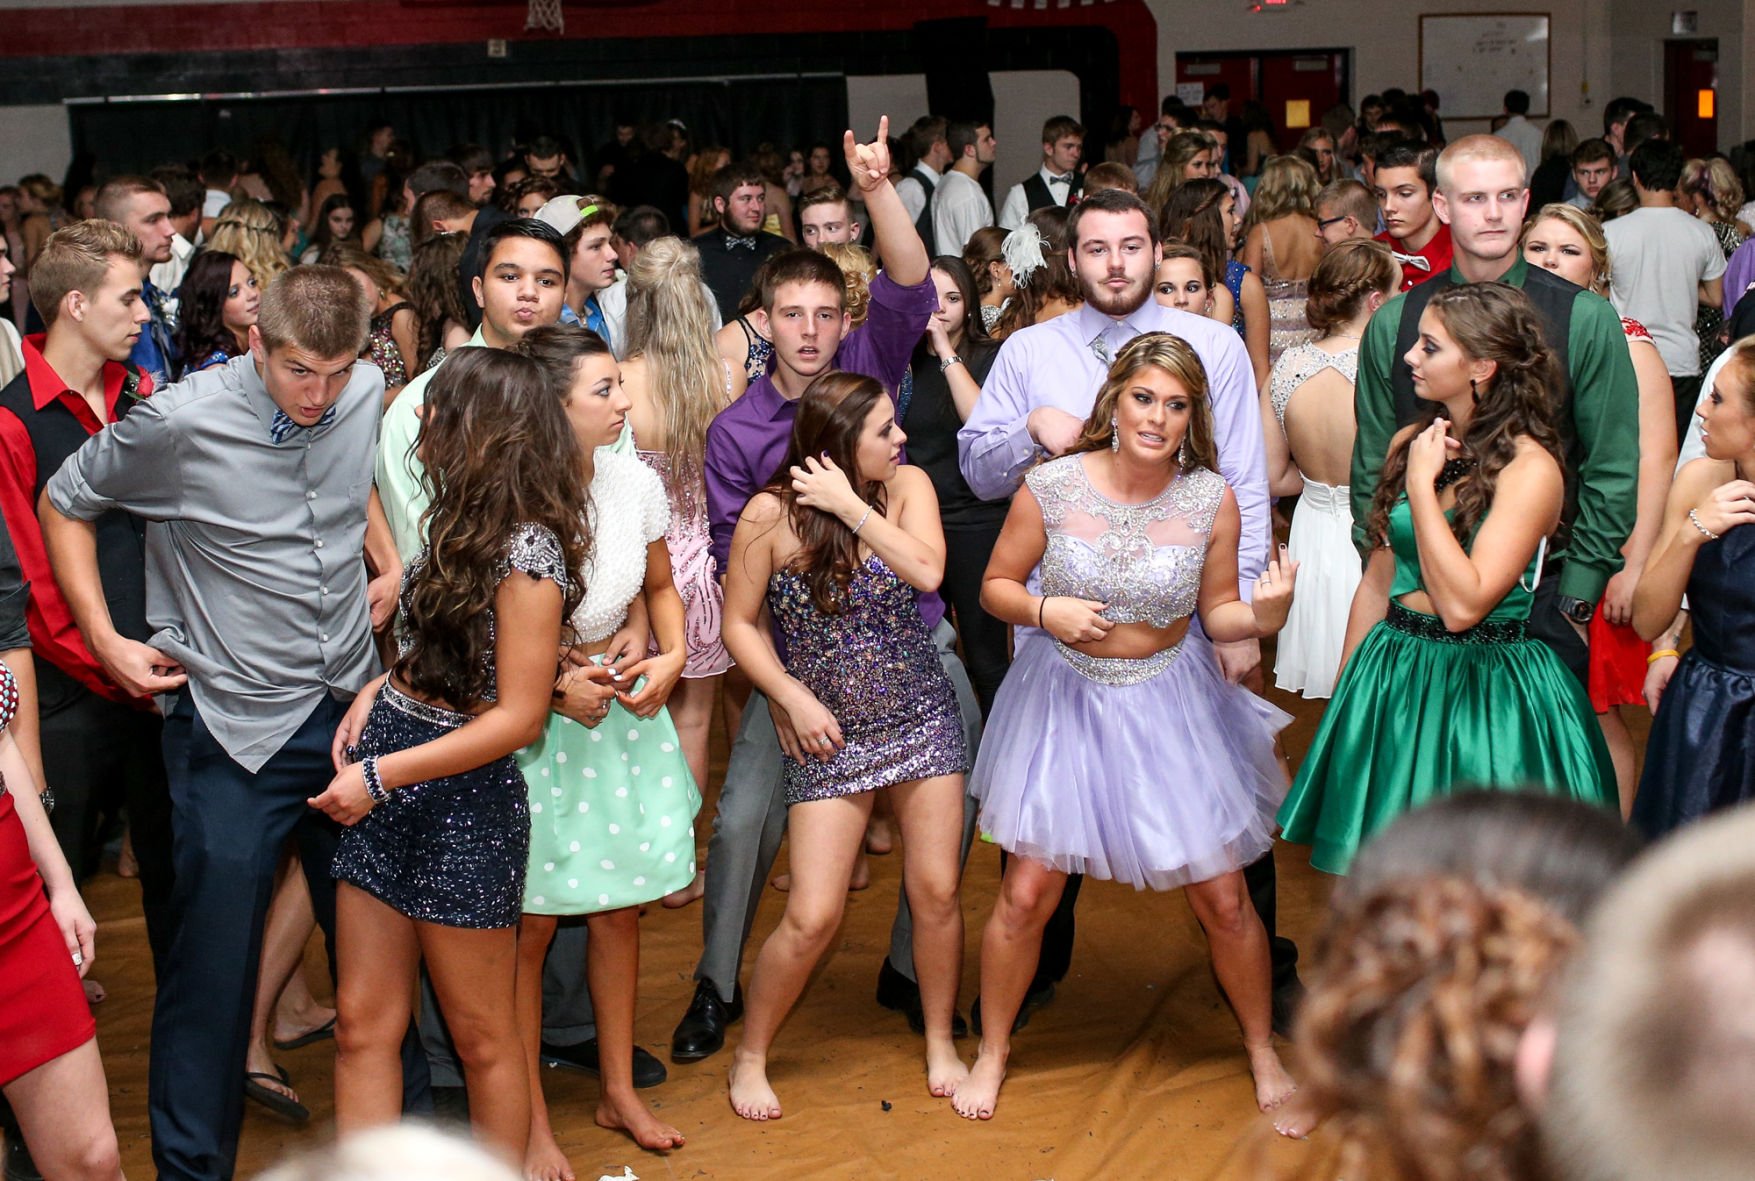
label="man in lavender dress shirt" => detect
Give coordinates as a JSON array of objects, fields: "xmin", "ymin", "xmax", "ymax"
[
  {"xmin": 670, "ymin": 119, "xmax": 983, "ymax": 1062},
  {"xmin": 958, "ymin": 187, "xmax": 1302, "ymax": 1031}
]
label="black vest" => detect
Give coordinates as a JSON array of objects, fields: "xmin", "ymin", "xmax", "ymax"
[
  {"xmin": 0, "ymin": 369, "xmax": 153, "ymax": 649},
  {"xmin": 911, "ymin": 170, "xmax": 937, "ymax": 257},
  {"xmin": 1389, "ymin": 266, "xmax": 1583, "ymax": 544},
  {"xmin": 1023, "ymin": 170, "xmax": 1079, "ymax": 214}
]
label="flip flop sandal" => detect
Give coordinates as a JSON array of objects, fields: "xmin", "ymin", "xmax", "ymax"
[
  {"xmin": 243, "ymin": 1065, "xmax": 311, "ymax": 1123},
  {"xmin": 272, "ymin": 1016, "xmax": 337, "ymax": 1051}
]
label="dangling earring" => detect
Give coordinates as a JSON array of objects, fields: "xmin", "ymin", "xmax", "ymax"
[
  {"xmin": 1178, "ymin": 438, "xmax": 1190, "ymax": 466},
  {"xmin": 1470, "ymin": 377, "xmax": 1480, "ymax": 405},
  {"xmin": 1110, "ymin": 418, "xmax": 1119, "ymax": 452}
]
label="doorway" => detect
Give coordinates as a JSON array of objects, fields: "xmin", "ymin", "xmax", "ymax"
[
  {"xmin": 1663, "ymin": 38, "xmax": 1719, "ymax": 157},
  {"xmin": 1173, "ymin": 49, "xmax": 1350, "ymax": 156}
]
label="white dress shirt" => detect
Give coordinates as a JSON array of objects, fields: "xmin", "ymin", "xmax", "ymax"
[
  {"xmin": 998, "ymin": 165, "xmax": 1076, "ymax": 231},
  {"xmin": 958, "ymin": 299, "xmax": 1269, "ymax": 596},
  {"xmin": 1494, "ymin": 115, "xmax": 1545, "ymax": 178},
  {"xmin": 896, "ymin": 162, "xmax": 940, "ymax": 226},
  {"xmin": 932, "ymin": 168, "xmax": 994, "ymax": 257}
]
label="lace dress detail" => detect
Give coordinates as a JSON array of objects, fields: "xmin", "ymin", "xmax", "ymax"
[
  {"xmin": 1027, "ymin": 456, "xmax": 1224, "ymax": 685},
  {"xmin": 1260, "ymin": 227, "xmax": 1318, "ymax": 371},
  {"xmin": 1268, "ymin": 341, "xmax": 1358, "ymax": 430},
  {"xmin": 398, "ymin": 522, "xmax": 570, "ymax": 704},
  {"xmin": 571, "ymin": 451, "xmax": 668, "ymax": 644}
]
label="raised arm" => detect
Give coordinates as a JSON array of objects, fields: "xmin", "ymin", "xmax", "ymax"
[
  {"xmin": 846, "ymin": 116, "xmax": 928, "ymax": 288},
  {"xmin": 789, "ymin": 459, "xmax": 945, "ymax": 592}
]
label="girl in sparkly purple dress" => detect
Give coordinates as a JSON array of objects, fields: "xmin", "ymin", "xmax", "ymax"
[
  {"xmin": 953, "ymin": 333, "xmax": 1301, "ymax": 1127},
  {"xmin": 720, "ymin": 372, "xmax": 969, "ymax": 1121}
]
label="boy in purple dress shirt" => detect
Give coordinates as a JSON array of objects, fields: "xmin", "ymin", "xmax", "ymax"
[{"xmin": 670, "ymin": 119, "xmax": 983, "ymax": 1063}]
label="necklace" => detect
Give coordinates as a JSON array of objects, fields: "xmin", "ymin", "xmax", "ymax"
[
  {"xmin": 1434, "ymin": 455, "xmax": 1477, "ymax": 494},
  {"xmin": 1325, "ymin": 331, "xmax": 1362, "ymax": 342}
]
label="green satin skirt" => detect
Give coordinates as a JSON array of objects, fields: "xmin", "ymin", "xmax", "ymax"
[{"xmin": 1277, "ymin": 604, "xmax": 1616, "ymax": 874}]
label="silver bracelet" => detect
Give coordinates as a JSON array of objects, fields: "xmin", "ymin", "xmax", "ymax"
[
  {"xmin": 1688, "ymin": 508, "xmax": 1720, "ymax": 542},
  {"xmin": 851, "ymin": 505, "xmax": 874, "ymax": 535},
  {"xmin": 361, "ymin": 756, "xmax": 390, "ymax": 805}
]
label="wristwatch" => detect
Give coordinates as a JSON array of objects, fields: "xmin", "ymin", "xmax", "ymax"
[
  {"xmin": 939, "ymin": 354, "xmax": 963, "ymax": 372},
  {"xmin": 1557, "ymin": 595, "xmax": 1595, "ymax": 624}
]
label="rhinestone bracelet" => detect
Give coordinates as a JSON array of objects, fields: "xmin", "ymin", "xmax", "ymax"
[
  {"xmin": 361, "ymin": 756, "xmax": 390, "ymax": 805},
  {"xmin": 1688, "ymin": 509, "xmax": 1720, "ymax": 541}
]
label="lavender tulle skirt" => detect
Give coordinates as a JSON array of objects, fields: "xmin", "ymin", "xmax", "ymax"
[{"xmin": 970, "ymin": 630, "xmax": 1291, "ymax": 891}]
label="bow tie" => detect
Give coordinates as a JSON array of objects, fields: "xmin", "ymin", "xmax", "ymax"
[
  {"xmin": 1391, "ymin": 250, "xmax": 1433, "ymax": 273},
  {"xmin": 1051, "ymin": 173, "xmax": 1076, "ymax": 186},
  {"xmin": 724, "ymin": 234, "xmax": 757, "ymax": 251},
  {"xmin": 270, "ymin": 406, "xmax": 337, "ymax": 445}
]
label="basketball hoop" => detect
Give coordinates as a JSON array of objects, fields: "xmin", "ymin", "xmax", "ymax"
[{"xmin": 526, "ymin": 0, "xmax": 563, "ymax": 32}]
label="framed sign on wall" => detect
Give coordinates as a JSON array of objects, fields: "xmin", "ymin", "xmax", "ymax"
[{"xmin": 1419, "ymin": 13, "xmax": 1550, "ymax": 120}]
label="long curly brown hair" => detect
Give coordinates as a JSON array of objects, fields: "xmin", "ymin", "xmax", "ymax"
[
  {"xmin": 762, "ymin": 371, "xmax": 891, "ymax": 615},
  {"xmin": 1067, "ymin": 332, "xmax": 1219, "ymax": 473},
  {"xmin": 1296, "ymin": 875, "xmax": 1577, "ymax": 1181},
  {"xmin": 1364, "ymin": 283, "xmax": 1566, "ymax": 549},
  {"xmin": 396, "ymin": 348, "xmax": 588, "ymax": 706}
]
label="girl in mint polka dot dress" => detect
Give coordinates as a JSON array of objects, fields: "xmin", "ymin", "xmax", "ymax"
[{"xmin": 512, "ymin": 332, "xmax": 700, "ymax": 1161}]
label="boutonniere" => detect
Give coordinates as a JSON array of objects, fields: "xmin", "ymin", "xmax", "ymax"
[{"xmin": 121, "ymin": 370, "xmax": 147, "ymax": 404}]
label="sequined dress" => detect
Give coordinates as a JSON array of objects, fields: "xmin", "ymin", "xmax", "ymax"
[
  {"xmin": 636, "ymin": 426, "xmax": 732, "ymax": 676},
  {"xmin": 1269, "ymin": 341, "xmax": 1361, "ymax": 699},
  {"xmin": 767, "ymin": 552, "xmax": 967, "ymax": 805},
  {"xmin": 331, "ymin": 523, "xmax": 569, "ymax": 929},
  {"xmin": 1277, "ymin": 496, "xmax": 1615, "ymax": 874},
  {"xmin": 968, "ymin": 455, "xmax": 1291, "ymax": 891}
]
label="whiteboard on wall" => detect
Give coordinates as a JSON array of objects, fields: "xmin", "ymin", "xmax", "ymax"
[{"xmin": 1419, "ymin": 13, "xmax": 1550, "ymax": 120}]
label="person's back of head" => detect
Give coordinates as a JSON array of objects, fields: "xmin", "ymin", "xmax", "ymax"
[
  {"xmin": 1603, "ymin": 96, "xmax": 1652, "ymax": 138},
  {"xmin": 407, "ymin": 160, "xmax": 469, "ymax": 202},
  {"xmin": 614, "ymin": 205, "xmax": 671, "ymax": 251},
  {"xmin": 906, "ymin": 115, "xmax": 948, "ymax": 171},
  {"xmin": 1624, "ymin": 112, "xmax": 1670, "ymax": 162},
  {"xmin": 1630, "ymin": 138, "xmax": 1686, "ymax": 194},
  {"xmin": 1081, "ymin": 162, "xmax": 1137, "ymax": 196},
  {"xmin": 151, "ymin": 165, "xmax": 204, "ymax": 221},
  {"xmin": 1304, "ymin": 238, "xmax": 1399, "ymax": 333},
  {"xmin": 1544, "ymin": 801, "xmax": 1755, "ymax": 1181},
  {"xmin": 200, "ymin": 148, "xmax": 239, "ymax": 189},
  {"xmin": 1541, "ymin": 119, "xmax": 1578, "ymax": 162},
  {"xmin": 1504, "ymin": 89, "xmax": 1532, "ymax": 117},
  {"xmin": 946, "ymin": 120, "xmax": 983, "ymax": 164},
  {"xmin": 1593, "ymin": 177, "xmax": 1639, "ymax": 222}
]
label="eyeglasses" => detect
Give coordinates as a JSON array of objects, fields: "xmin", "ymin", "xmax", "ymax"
[{"xmin": 1316, "ymin": 215, "xmax": 1352, "ymax": 230}]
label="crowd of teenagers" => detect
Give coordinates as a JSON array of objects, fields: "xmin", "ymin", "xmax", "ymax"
[{"xmin": 2, "ymin": 79, "xmax": 1755, "ymax": 1181}]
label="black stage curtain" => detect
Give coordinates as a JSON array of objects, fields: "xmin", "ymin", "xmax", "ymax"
[{"xmin": 69, "ymin": 75, "xmax": 849, "ymax": 179}]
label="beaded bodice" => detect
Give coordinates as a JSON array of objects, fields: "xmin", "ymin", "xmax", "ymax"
[
  {"xmin": 398, "ymin": 522, "xmax": 570, "ymax": 704},
  {"xmin": 1269, "ymin": 341, "xmax": 1358, "ymax": 430},
  {"xmin": 1027, "ymin": 455, "xmax": 1224, "ymax": 629},
  {"xmin": 766, "ymin": 554, "xmax": 934, "ymax": 714}
]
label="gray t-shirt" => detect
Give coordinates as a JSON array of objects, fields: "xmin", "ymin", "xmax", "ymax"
[
  {"xmin": 47, "ymin": 353, "xmax": 384, "ymax": 771},
  {"xmin": 1604, "ymin": 205, "xmax": 1727, "ymax": 377}
]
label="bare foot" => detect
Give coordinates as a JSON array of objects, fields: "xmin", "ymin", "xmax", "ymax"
[
  {"xmin": 865, "ymin": 814, "xmax": 894, "ymax": 855},
  {"xmin": 950, "ymin": 1047, "xmax": 1006, "ymax": 1120},
  {"xmin": 1270, "ymin": 1087, "xmax": 1320, "ymax": 1139},
  {"xmin": 1247, "ymin": 1042, "xmax": 1299, "ymax": 1118},
  {"xmin": 925, "ymin": 1038, "xmax": 968, "ymax": 1099},
  {"xmin": 661, "ymin": 871, "xmax": 705, "ymax": 909},
  {"xmin": 849, "ymin": 853, "xmax": 871, "ymax": 891},
  {"xmin": 83, "ymin": 978, "xmax": 107, "ymax": 1005},
  {"xmin": 117, "ymin": 831, "xmax": 139, "ymax": 879},
  {"xmin": 770, "ymin": 873, "xmax": 791, "ymax": 892},
  {"xmin": 522, "ymin": 1127, "xmax": 575, "ymax": 1181},
  {"xmin": 272, "ymin": 1007, "xmax": 337, "ymax": 1048},
  {"xmin": 727, "ymin": 1052, "xmax": 782, "ymax": 1121},
  {"xmin": 595, "ymin": 1091, "xmax": 685, "ymax": 1151}
]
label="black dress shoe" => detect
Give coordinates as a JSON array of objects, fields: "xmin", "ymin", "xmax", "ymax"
[
  {"xmin": 670, "ymin": 979, "xmax": 743, "ymax": 1063},
  {"xmin": 874, "ymin": 956, "xmax": 969, "ymax": 1038},
  {"xmin": 1271, "ymin": 976, "xmax": 1306, "ymax": 1040},
  {"xmin": 541, "ymin": 1038, "xmax": 668, "ymax": 1088},
  {"xmin": 970, "ymin": 979, "xmax": 1057, "ymax": 1037}
]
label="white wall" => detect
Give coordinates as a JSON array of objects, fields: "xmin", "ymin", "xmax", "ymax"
[
  {"xmin": 0, "ymin": 104, "xmax": 73, "ymax": 180},
  {"xmin": 846, "ymin": 69, "xmax": 1083, "ymax": 192},
  {"xmin": 1143, "ymin": 0, "xmax": 1748, "ymax": 147}
]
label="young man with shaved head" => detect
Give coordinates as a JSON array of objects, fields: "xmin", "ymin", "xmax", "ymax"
[{"xmin": 1351, "ymin": 135, "xmax": 1639, "ymax": 687}]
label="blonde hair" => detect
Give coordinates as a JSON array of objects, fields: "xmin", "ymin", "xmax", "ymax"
[
  {"xmin": 624, "ymin": 237, "xmax": 730, "ymax": 485},
  {"xmin": 1436, "ymin": 134, "xmax": 1529, "ymax": 193},
  {"xmin": 1523, "ymin": 203, "xmax": 1611, "ymax": 295},
  {"xmin": 1068, "ymin": 332, "xmax": 1219, "ymax": 473},
  {"xmin": 1248, "ymin": 154, "xmax": 1322, "ymax": 226},
  {"xmin": 30, "ymin": 219, "xmax": 141, "ymax": 329},
  {"xmin": 1680, "ymin": 156, "xmax": 1747, "ymax": 225},
  {"xmin": 821, "ymin": 242, "xmax": 876, "ymax": 327},
  {"xmin": 320, "ymin": 240, "xmax": 406, "ymax": 299},
  {"xmin": 1142, "ymin": 130, "xmax": 1217, "ymax": 221},
  {"xmin": 206, "ymin": 197, "xmax": 290, "ymax": 287}
]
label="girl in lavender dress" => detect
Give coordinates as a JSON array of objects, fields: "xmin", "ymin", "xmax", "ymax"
[
  {"xmin": 721, "ymin": 372, "xmax": 969, "ymax": 1122},
  {"xmin": 954, "ymin": 333, "xmax": 1301, "ymax": 1127}
]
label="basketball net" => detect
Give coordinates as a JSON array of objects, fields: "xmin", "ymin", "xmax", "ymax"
[{"xmin": 526, "ymin": 0, "xmax": 563, "ymax": 32}]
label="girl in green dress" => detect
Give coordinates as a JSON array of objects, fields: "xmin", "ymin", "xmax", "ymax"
[
  {"xmin": 1278, "ymin": 283, "xmax": 1614, "ymax": 873},
  {"xmin": 509, "ymin": 327, "xmax": 701, "ymax": 1166}
]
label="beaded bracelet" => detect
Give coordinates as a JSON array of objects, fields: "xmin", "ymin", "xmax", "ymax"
[
  {"xmin": 1647, "ymin": 648, "xmax": 1681, "ymax": 665},
  {"xmin": 1688, "ymin": 509, "xmax": 1720, "ymax": 541},
  {"xmin": 361, "ymin": 756, "xmax": 390, "ymax": 805},
  {"xmin": 851, "ymin": 505, "xmax": 873, "ymax": 535}
]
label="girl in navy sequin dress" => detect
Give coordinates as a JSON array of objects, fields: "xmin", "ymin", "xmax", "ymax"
[
  {"xmin": 314, "ymin": 350, "xmax": 588, "ymax": 1161},
  {"xmin": 721, "ymin": 372, "xmax": 969, "ymax": 1121}
]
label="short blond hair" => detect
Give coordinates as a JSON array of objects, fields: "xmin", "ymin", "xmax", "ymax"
[
  {"xmin": 30, "ymin": 219, "xmax": 141, "ymax": 330},
  {"xmin": 1436, "ymin": 133, "xmax": 1528, "ymax": 192},
  {"xmin": 256, "ymin": 265, "xmax": 371, "ymax": 358}
]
